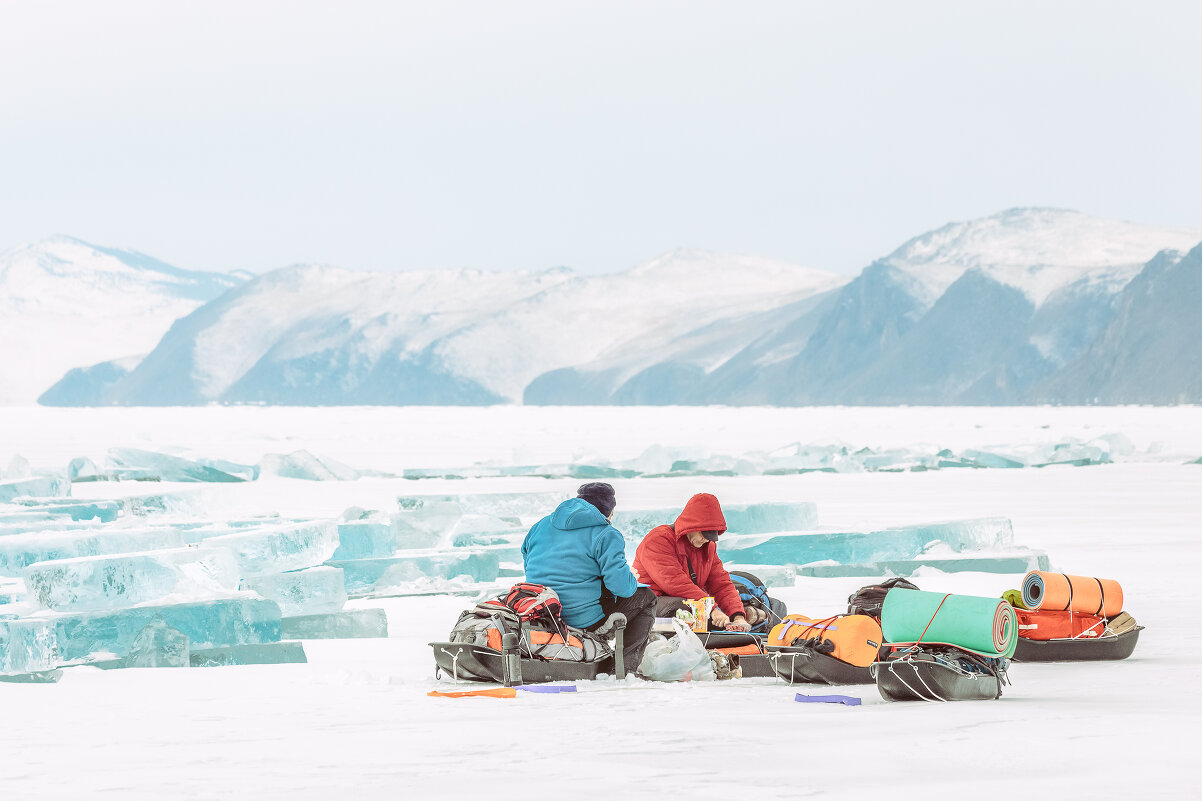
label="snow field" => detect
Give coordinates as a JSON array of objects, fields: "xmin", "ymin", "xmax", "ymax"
[{"xmin": 0, "ymin": 406, "xmax": 1198, "ymax": 798}]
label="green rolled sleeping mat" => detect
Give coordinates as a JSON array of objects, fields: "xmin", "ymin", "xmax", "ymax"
[{"xmin": 881, "ymin": 588, "xmax": 1018, "ymax": 659}]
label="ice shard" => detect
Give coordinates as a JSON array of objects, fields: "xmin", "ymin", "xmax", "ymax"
[
  {"xmin": 0, "ymin": 619, "xmax": 58, "ymax": 675},
  {"xmin": 0, "ymin": 528, "xmax": 187, "ymax": 577},
  {"xmin": 190, "ymin": 641, "xmax": 307, "ymax": 667},
  {"xmin": 794, "ymin": 551, "xmax": 1050, "ymax": 577},
  {"xmin": 107, "ymin": 447, "xmax": 248, "ymax": 482},
  {"xmin": 0, "ymin": 476, "xmax": 69, "ymax": 502},
  {"xmin": 719, "ymin": 518, "xmax": 1015, "ymax": 567},
  {"xmin": 203, "ymin": 521, "xmax": 339, "ymax": 577},
  {"xmin": 50, "ymin": 596, "xmax": 282, "ymax": 664},
  {"xmin": 259, "ymin": 450, "xmax": 360, "ymax": 481},
  {"xmin": 611, "ymin": 502, "xmax": 819, "ymax": 542},
  {"xmin": 333, "ymin": 518, "xmax": 398, "ymax": 560},
  {"xmin": 330, "ymin": 548, "xmax": 505, "ymax": 595},
  {"xmin": 281, "ymin": 607, "xmax": 388, "ymax": 639},
  {"xmin": 242, "ymin": 566, "xmax": 347, "ymax": 616},
  {"xmin": 391, "ymin": 502, "xmax": 464, "ymax": 549},
  {"xmin": 397, "ymin": 491, "xmax": 563, "ymax": 519},
  {"xmin": 125, "ymin": 617, "xmax": 190, "ymax": 668},
  {"xmin": 1, "ymin": 498, "xmax": 122, "ymax": 523},
  {"xmin": 23, "ymin": 547, "xmax": 240, "ymax": 612}
]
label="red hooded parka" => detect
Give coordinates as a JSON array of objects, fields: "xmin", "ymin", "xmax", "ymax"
[{"xmin": 632, "ymin": 493, "xmax": 746, "ymax": 620}]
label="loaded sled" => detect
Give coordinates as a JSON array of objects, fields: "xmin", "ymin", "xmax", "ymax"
[
  {"xmin": 430, "ymin": 583, "xmax": 627, "ymax": 685},
  {"xmin": 1011, "ymin": 611, "xmax": 1142, "ymax": 663},
  {"xmin": 871, "ymin": 645, "xmax": 1009, "ymax": 702}
]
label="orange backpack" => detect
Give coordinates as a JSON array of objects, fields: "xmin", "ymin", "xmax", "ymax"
[{"xmin": 767, "ymin": 614, "xmax": 883, "ymax": 667}]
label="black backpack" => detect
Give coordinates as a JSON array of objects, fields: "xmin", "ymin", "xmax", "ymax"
[{"xmin": 847, "ymin": 577, "xmax": 920, "ymax": 619}]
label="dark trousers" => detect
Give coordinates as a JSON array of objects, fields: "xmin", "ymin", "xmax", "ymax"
[{"xmin": 588, "ymin": 586, "xmax": 658, "ymax": 672}]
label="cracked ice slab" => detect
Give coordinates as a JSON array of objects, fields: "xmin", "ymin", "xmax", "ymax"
[
  {"xmin": 0, "ymin": 619, "xmax": 58, "ymax": 675},
  {"xmin": 792, "ymin": 551, "xmax": 1050, "ymax": 577},
  {"xmin": 203, "ymin": 521, "xmax": 339, "ymax": 577},
  {"xmin": 0, "ymin": 528, "xmax": 187, "ymax": 577},
  {"xmin": 1, "ymin": 499, "xmax": 122, "ymax": 523},
  {"xmin": 241, "ymin": 566, "xmax": 348, "ymax": 616},
  {"xmin": 333, "ymin": 519, "xmax": 399, "ymax": 560},
  {"xmin": 259, "ymin": 450, "xmax": 359, "ymax": 481},
  {"xmin": 190, "ymin": 641, "xmax": 307, "ymax": 667},
  {"xmin": 0, "ymin": 476, "xmax": 70, "ymax": 502},
  {"xmin": 718, "ymin": 517, "xmax": 1015, "ymax": 566},
  {"xmin": 397, "ymin": 491, "xmax": 563, "ymax": 520},
  {"xmin": 611, "ymin": 502, "xmax": 820, "ymax": 542},
  {"xmin": 23, "ymin": 547, "xmax": 241, "ymax": 613},
  {"xmin": 281, "ymin": 608, "xmax": 388, "ymax": 639},
  {"xmin": 107, "ymin": 447, "xmax": 249, "ymax": 483},
  {"xmin": 329, "ymin": 548, "xmax": 506, "ymax": 596},
  {"xmin": 47, "ymin": 597, "xmax": 283, "ymax": 664}
]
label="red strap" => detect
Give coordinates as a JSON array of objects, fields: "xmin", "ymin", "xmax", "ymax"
[{"xmin": 915, "ymin": 594, "xmax": 951, "ymax": 645}]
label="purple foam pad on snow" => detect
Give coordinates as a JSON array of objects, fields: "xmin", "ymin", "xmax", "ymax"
[
  {"xmin": 515, "ymin": 685, "xmax": 578, "ymax": 694},
  {"xmin": 794, "ymin": 693, "xmax": 861, "ymax": 706}
]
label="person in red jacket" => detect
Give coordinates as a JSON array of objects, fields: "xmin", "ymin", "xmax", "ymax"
[{"xmin": 632, "ymin": 493, "xmax": 753, "ymax": 632}]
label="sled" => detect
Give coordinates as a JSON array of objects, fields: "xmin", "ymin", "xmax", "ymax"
[
  {"xmin": 767, "ymin": 643, "xmax": 874, "ymax": 685},
  {"xmin": 686, "ymin": 630, "xmax": 774, "ymax": 678},
  {"xmin": 870, "ymin": 646, "xmax": 1007, "ymax": 702},
  {"xmin": 1011, "ymin": 626, "xmax": 1142, "ymax": 662},
  {"xmin": 430, "ymin": 640, "xmax": 617, "ymax": 683}
]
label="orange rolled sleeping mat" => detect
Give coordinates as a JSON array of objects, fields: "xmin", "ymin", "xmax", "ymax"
[{"xmin": 1021, "ymin": 571, "xmax": 1123, "ymax": 617}]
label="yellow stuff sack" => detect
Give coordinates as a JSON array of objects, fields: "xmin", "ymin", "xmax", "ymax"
[{"xmin": 767, "ymin": 613, "xmax": 883, "ymax": 667}]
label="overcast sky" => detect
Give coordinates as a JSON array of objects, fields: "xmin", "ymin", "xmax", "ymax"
[{"xmin": 2, "ymin": 1, "xmax": 1199, "ymax": 276}]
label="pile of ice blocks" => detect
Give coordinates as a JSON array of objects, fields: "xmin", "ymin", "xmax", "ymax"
[{"xmin": 0, "ymin": 479, "xmax": 390, "ymax": 681}]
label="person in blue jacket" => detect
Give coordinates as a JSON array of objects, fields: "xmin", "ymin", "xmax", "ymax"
[{"xmin": 522, "ymin": 482, "xmax": 657, "ymax": 671}]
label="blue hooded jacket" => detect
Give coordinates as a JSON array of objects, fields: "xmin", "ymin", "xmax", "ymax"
[{"xmin": 521, "ymin": 497, "xmax": 638, "ymax": 628}]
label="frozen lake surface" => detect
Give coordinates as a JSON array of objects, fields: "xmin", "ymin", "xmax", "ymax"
[{"xmin": 1, "ymin": 405, "xmax": 1199, "ymax": 799}]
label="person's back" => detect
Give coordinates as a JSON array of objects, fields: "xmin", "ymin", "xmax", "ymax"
[
  {"xmin": 521, "ymin": 482, "xmax": 657, "ymax": 671},
  {"xmin": 522, "ymin": 496, "xmax": 634, "ymax": 628}
]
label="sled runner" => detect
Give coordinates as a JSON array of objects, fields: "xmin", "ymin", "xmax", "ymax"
[
  {"xmin": 871, "ymin": 645, "xmax": 1008, "ymax": 702},
  {"xmin": 431, "ymin": 640, "xmax": 620, "ymax": 683},
  {"xmin": 767, "ymin": 643, "xmax": 874, "ymax": 685},
  {"xmin": 1011, "ymin": 624, "xmax": 1142, "ymax": 662}
]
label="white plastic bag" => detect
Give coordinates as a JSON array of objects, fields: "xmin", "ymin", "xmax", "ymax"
[{"xmin": 636, "ymin": 618, "xmax": 716, "ymax": 681}]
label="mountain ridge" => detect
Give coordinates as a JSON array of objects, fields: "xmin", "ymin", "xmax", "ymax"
[{"xmin": 19, "ymin": 208, "xmax": 1202, "ymax": 407}]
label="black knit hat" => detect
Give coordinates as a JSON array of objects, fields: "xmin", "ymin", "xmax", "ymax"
[{"xmin": 576, "ymin": 482, "xmax": 616, "ymax": 517}]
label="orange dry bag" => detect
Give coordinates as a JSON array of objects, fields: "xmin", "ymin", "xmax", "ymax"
[{"xmin": 767, "ymin": 613, "xmax": 882, "ymax": 668}]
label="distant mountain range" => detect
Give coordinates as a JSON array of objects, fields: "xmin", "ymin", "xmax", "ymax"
[
  {"xmin": 0, "ymin": 236, "xmax": 244, "ymax": 405},
  {"xmin": 12, "ymin": 208, "xmax": 1202, "ymax": 407}
]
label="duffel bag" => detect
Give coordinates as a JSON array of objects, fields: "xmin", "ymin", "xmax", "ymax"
[
  {"xmin": 767, "ymin": 613, "xmax": 883, "ymax": 668},
  {"xmin": 1015, "ymin": 608, "xmax": 1106, "ymax": 640}
]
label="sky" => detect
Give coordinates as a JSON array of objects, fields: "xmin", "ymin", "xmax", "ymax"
[{"xmin": 1, "ymin": 1, "xmax": 1199, "ymax": 277}]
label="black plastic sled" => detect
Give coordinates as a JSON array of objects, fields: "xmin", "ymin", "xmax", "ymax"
[
  {"xmin": 767, "ymin": 644, "xmax": 874, "ymax": 685},
  {"xmin": 871, "ymin": 647, "xmax": 1007, "ymax": 702},
  {"xmin": 1011, "ymin": 626, "xmax": 1142, "ymax": 663},
  {"xmin": 430, "ymin": 641, "xmax": 615, "ymax": 683}
]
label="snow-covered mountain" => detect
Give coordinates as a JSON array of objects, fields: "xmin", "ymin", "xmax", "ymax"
[
  {"xmin": 30, "ymin": 209, "xmax": 1202, "ymax": 407},
  {"xmin": 53, "ymin": 250, "xmax": 842, "ymax": 406},
  {"xmin": 526, "ymin": 209, "xmax": 1202, "ymax": 405},
  {"xmin": 0, "ymin": 236, "xmax": 244, "ymax": 405},
  {"xmin": 1033, "ymin": 243, "xmax": 1202, "ymax": 404}
]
